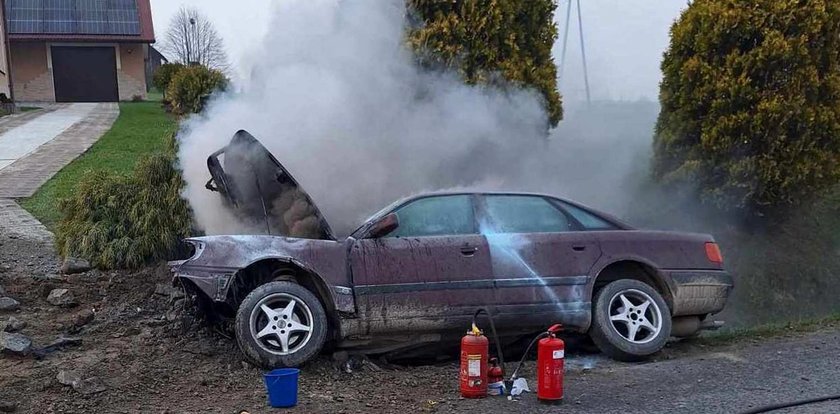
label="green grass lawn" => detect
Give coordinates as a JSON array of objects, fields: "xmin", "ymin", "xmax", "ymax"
[
  {"xmin": 21, "ymin": 101, "xmax": 178, "ymax": 228},
  {"xmin": 146, "ymin": 88, "xmax": 164, "ymax": 103}
]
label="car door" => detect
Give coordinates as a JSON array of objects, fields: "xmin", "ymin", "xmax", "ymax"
[
  {"xmin": 477, "ymin": 194, "xmax": 602, "ymax": 331},
  {"xmin": 349, "ymin": 195, "xmax": 494, "ymax": 334}
]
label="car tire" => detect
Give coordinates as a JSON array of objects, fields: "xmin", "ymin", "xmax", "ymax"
[
  {"xmin": 235, "ymin": 281, "xmax": 328, "ymax": 368},
  {"xmin": 589, "ymin": 279, "xmax": 671, "ymax": 361}
]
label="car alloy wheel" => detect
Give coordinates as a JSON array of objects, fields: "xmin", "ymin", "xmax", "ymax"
[
  {"xmin": 589, "ymin": 279, "xmax": 672, "ymax": 361},
  {"xmin": 235, "ymin": 281, "xmax": 328, "ymax": 368},
  {"xmin": 607, "ymin": 289, "xmax": 663, "ymax": 344},
  {"xmin": 250, "ymin": 292, "xmax": 314, "ymax": 355}
]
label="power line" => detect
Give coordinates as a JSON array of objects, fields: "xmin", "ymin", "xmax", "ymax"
[{"xmin": 557, "ymin": 0, "xmax": 591, "ymax": 103}]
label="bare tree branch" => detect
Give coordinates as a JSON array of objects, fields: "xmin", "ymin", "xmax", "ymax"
[{"xmin": 161, "ymin": 7, "xmax": 230, "ymax": 72}]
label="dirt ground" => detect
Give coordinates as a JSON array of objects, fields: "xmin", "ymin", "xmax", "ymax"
[{"xmin": 2, "ymin": 232, "xmax": 839, "ymax": 414}]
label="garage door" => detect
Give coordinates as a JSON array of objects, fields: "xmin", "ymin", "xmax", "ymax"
[{"xmin": 51, "ymin": 47, "xmax": 119, "ymax": 102}]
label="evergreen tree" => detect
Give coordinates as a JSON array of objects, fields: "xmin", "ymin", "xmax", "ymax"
[
  {"xmin": 653, "ymin": 0, "xmax": 840, "ymax": 218},
  {"xmin": 408, "ymin": 0, "xmax": 562, "ymax": 127}
]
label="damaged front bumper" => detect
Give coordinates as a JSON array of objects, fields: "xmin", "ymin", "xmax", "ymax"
[
  {"xmin": 167, "ymin": 239, "xmax": 239, "ymax": 302},
  {"xmin": 168, "ymin": 240, "xmax": 238, "ymax": 302},
  {"xmin": 669, "ymin": 270, "xmax": 734, "ymax": 316},
  {"xmin": 171, "ymin": 264, "xmax": 238, "ymax": 302}
]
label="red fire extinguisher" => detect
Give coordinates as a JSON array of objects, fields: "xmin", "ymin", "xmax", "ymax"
[
  {"xmin": 488, "ymin": 357, "xmax": 504, "ymax": 384},
  {"xmin": 460, "ymin": 322, "xmax": 488, "ymax": 398},
  {"xmin": 537, "ymin": 324, "xmax": 564, "ymax": 403}
]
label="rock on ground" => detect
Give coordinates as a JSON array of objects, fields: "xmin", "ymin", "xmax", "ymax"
[
  {"xmin": 74, "ymin": 378, "xmax": 107, "ymax": 395},
  {"xmin": 56, "ymin": 370, "xmax": 81, "ymax": 386},
  {"xmin": 0, "ymin": 332, "xmax": 31, "ymax": 356},
  {"xmin": 46, "ymin": 289, "xmax": 77, "ymax": 307},
  {"xmin": 71, "ymin": 309, "xmax": 94, "ymax": 330},
  {"xmin": 0, "ymin": 297, "xmax": 20, "ymax": 312},
  {"xmin": 61, "ymin": 257, "xmax": 91, "ymax": 275},
  {"xmin": 2, "ymin": 316, "xmax": 26, "ymax": 333},
  {"xmin": 56, "ymin": 370, "xmax": 106, "ymax": 395}
]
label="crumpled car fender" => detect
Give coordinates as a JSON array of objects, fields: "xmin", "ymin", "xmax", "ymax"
[{"xmin": 172, "ymin": 235, "xmax": 350, "ymax": 311}]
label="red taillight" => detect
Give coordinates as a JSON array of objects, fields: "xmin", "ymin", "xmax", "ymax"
[{"xmin": 705, "ymin": 242, "xmax": 723, "ymax": 264}]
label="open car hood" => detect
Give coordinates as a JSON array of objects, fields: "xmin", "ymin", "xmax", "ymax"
[{"xmin": 205, "ymin": 130, "xmax": 334, "ymax": 240}]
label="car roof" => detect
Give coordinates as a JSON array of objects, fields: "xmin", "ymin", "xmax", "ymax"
[{"xmin": 392, "ymin": 190, "xmax": 584, "ymax": 204}]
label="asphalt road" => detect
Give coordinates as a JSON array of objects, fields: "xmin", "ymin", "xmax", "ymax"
[{"xmin": 457, "ymin": 329, "xmax": 840, "ymax": 413}]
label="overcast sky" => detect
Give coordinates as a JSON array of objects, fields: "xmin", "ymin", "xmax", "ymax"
[{"xmin": 150, "ymin": 0, "xmax": 688, "ymax": 102}]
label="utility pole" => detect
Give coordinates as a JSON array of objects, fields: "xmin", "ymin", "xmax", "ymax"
[
  {"xmin": 576, "ymin": 0, "xmax": 591, "ymax": 104},
  {"xmin": 558, "ymin": 0, "xmax": 572, "ymax": 84}
]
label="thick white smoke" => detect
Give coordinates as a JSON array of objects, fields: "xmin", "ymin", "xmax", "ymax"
[
  {"xmin": 178, "ymin": 0, "xmax": 553, "ymax": 236},
  {"xmin": 177, "ymin": 0, "xmax": 659, "ymax": 237}
]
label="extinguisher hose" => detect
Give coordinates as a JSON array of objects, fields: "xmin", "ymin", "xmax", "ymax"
[
  {"xmin": 738, "ymin": 393, "xmax": 840, "ymax": 414},
  {"xmin": 472, "ymin": 308, "xmax": 505, "ymax": 374},
  {"xmin": 509, "ymin": 331, "xmax": 550, "ymax": 380}
]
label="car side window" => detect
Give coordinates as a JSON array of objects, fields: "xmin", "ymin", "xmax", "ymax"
[
  {"xmin": 554, "ymin": 200, "xmax": 617, "ymax": 230},
  {"xmin": 388, "ymin": 195, "xmax": 476, "ymax": 237},
  {"xmin": 483, "ymin": 195, "xmax": 571, "ymax": 234}
]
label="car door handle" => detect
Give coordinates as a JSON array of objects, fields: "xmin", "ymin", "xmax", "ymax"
[
  {"xmin": 460, "ymin": 246, "xmax": 478, "ymax": 256},
  {"xmin": 572, "ymin": 245, "xmax": 587, "ymax": 252}
]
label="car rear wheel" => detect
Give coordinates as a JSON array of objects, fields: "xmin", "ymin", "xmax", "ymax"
[
  {"xmin": 589, "ymin": 279, "xmax": 671, "ymax": 361},
  {"xmin": 235, "ymin": 281, "xmax": 328, "ymax": 368}
]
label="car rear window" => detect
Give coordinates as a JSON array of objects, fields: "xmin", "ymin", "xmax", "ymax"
[
  {"xmin": 389, "ymin": 195, "xmax": 475, "ymax": 237},
  {"xmin": 483, "ymin": 195, "xmax": 572, "ymax": 234}
]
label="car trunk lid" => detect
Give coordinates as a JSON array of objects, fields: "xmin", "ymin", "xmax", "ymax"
[{"xmin": 205, "ymin": 130, "xmax": 335, "ymax": 240}]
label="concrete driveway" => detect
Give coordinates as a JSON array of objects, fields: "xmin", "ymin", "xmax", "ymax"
[
  {"xmin": 0, "ymin": 102, "xmax": 118, "ymax": 241},
  {"xmin": 0, "ymin": 103, "xmax": 118, "ymax": 197}
]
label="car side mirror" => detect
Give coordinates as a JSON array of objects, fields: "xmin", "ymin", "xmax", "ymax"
[{"xmin": 367, "ymin": 213, "xmax": 399, "ymax": 239}]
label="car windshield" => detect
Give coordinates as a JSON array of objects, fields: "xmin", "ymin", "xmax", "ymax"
[
  {"xmin": 350, "ymin": 197, "xmax": 412, "ymax": 237},
  {"xmin": 364, "ymin": 199, "xmax": 404, "ymax": 224}
]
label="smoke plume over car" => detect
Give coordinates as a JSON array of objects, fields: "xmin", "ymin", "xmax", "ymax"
[{"xmin": 177, "ymin": 0, "xmax": 659, "ymax": 237}]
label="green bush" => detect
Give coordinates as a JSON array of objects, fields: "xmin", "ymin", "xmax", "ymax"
[
  {"xmin": 152, "ymin": 63, "xmax": 186, "ymax": 99},
  {"xmin": 55, "ymin": 135, "xmax": 193, "ymax": 269},
  {"xmin": 167, "ymin": 65, "xmax": 228, "ymax": 115},
  {"xmin": 652, "ymin": 0, "xmax": 840, "ymax": 219}
]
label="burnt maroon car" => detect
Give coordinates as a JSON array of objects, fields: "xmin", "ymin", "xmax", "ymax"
[{"xmin": 171, "ymin": 131, "xmax": 733, "ymax": 367}]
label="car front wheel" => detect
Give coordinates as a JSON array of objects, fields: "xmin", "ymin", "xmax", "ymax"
[
  {"xmin": 235, "ymin": 281, "xmax": 328, "ymax": 368},
  {"xmin": 589, "ymin": 279, "xmax": 671, "ymax": 361}
]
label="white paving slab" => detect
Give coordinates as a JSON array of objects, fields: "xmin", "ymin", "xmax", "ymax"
[{"xmin": 0, "ymin": 103, "xmax": 97, "ymax": 170}]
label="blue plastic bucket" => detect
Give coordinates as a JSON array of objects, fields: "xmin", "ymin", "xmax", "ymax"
[{"xmin": 263, "ymin": 368, "xmax": 300, "ymax": 408}]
